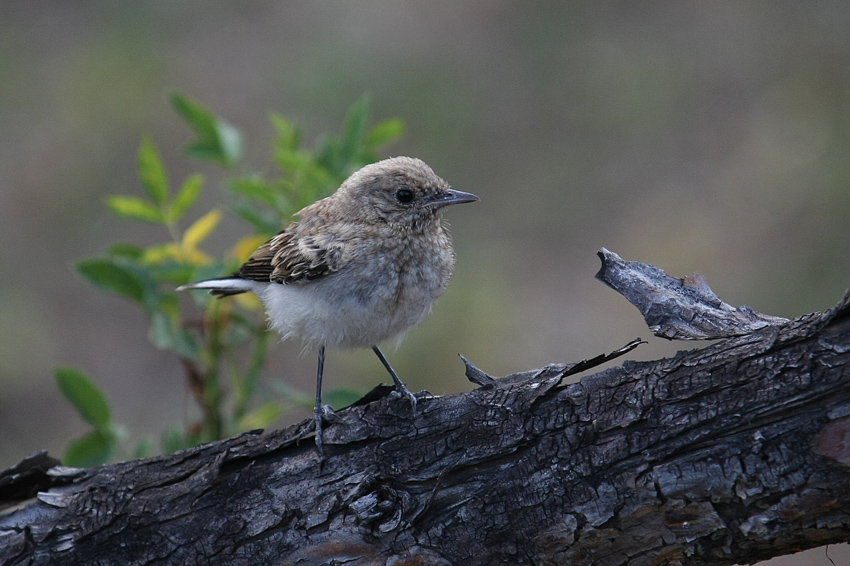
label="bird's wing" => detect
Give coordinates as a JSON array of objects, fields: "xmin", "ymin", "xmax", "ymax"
[{"xmin": 235, "ymin": 228, "xmax": 342, "ymax": 285}]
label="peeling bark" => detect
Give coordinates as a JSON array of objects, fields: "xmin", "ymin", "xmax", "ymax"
[{"xmin": 2, "ymin": 253, "xmax": 850, "ymax": 566}]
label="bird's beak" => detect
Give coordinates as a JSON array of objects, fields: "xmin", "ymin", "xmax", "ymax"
[{"xmin": 430, "ymin": 189, "xmax": 480, "ymax": 209}]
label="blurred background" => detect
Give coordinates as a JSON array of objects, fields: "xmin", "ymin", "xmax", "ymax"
[{"xmin": 2, "ymin": 3, "xmax": 850, "ymax": 563}]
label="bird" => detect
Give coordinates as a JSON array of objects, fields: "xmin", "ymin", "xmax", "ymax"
[{"xmin": 177, "ymin": 156, "xmax": 478, "ymax": 453}]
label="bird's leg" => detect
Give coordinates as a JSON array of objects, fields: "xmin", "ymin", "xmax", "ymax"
[
  {"xmin": 372, "ymin": 345, "xmax": 417, "ymax": 413},
  {"xmin": 298, "ymin": 346, "xmax": 333, "ymax": 455}
]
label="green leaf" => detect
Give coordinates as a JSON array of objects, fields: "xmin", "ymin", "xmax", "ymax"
[
  {"xmin": 316, "ymin": 135, "xmax": 343, "ymax": 174},
  {"xmin": 106, "ymin": 195, "xmax": 164, "ymax": 224},
  {"xmin": 171, "ymin": 93, "xmax": 218, "ymax": 141},
  {"xmin": 166, "ymin": 174, "xmax": 203, "ymax": 225},
  {"xmin": 55, "ymin": 367, "xmax": 112, "ymax": 431},
  {"xmin": 192, "ymin": 262, "xmax": 233, "ymax": 284},
  {"xmin": 138, "ymin": 138, "xmax": 169, "ymax": 206},
  {"xmin": 366, "ymin": 118, "xmax": 404, "ymax": 148},
  {"xmin": 270, "ymin": 113, "xmax": 299, "ymax": 153},
  {"xmin": 229, "ymin": 176, "xmax": 277, "ymax": 208},
  {"xmin": 146, "ymin": 263, "xmax": 196, "ymax": 285},
  {"xmin": 170, "ymin": 93, "xmax": 242, "ymax": 167},
  {"xmin": 232, "ymin": 203, "xmax": 282, "ymax": 234},
  {"xmin": 276, "ymin": 147, "xmax": 311, "ymax": 173},
  {"xmin": 236, "ymin": 401, "xmax": 282, "ymax": 432},
  {"xmin": 63, "ymin": 429, "xmax": 115, "ymax": 468},
  {"xmin": 107, "ymin": 243, "xmax": 145, "ymax": 260},
  {"xmin": 149, "ymin": 311, "xmax": 200, "ymax": 359},
  {"xmin": 183, "ymin": 143, "xmax": 220, "ymax": 164},
  {"xmin": 215, "ymin": 120, "xmax": 243, "ymax": 166},
  {"xmin": 158, "ymin": 292, "xmax": 181, "ymax": 321},
  {"xmin": 340, "ymin": 95, "xmax": 370, "ymax": 164},
  {"xmin": 76, "ymin": 258, "xmax": 146, "ymax": 304}
]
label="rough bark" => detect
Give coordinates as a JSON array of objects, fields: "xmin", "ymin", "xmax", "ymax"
[{"xmin": 2, "ymin": 252, "xmax": 850, "ymax": 566}]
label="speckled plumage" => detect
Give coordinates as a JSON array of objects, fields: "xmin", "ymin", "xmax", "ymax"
[{"xmin": 178, "ymin": 156, "xmax": 478, "ymax": 452}]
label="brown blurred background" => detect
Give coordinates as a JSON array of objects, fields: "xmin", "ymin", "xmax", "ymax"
[{"xmin": 2, "ymin": 3, "xmax": 850, "ymax": 563}]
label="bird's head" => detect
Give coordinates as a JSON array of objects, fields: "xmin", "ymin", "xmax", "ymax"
[{"xmin": 337, "ymin": 157, "xmax": 478, "ymax": 228}]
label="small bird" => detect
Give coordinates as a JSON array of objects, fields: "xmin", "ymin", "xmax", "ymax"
[{"xmin": 178, "ymin": 156, "xmax": 478, "ymax": 453}]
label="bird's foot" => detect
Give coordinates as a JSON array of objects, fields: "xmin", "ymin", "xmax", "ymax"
[
  {"xmin": 389, "ymin": 384, "xmax": 418, "ymax": 415},
  {"xmin": 298, "ymin": 404, "xmax": 335, "ymax": 456},
  {"xmin": 316, "ymin": 403, "xmax": 335, "ymax": 421}
]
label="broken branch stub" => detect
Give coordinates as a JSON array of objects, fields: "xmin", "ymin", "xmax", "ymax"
[
  {"xmin": 460, "ymin": 338, "xmax": 645, "ymax": 389},
  {"xmin": 595, "ymin": 247, "xmax": 789, "ymax": 340}
]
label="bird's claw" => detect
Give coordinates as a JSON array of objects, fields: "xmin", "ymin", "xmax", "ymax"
[
  {"xmin": 297, "ymin": 404, "xmax": 336, "ymax": 456},
  {"xmin": 390, "ymin": 386, "xmax": 418, "ymax": 415},
  {"xmin": 317, "ymin": 403, "xmax": 335, "ymax": 420}
]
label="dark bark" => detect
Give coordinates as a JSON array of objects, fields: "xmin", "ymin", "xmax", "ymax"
[
  {"xmin": 2, "ymin": 252, "xmax": 850, "ymax": 566},
  {"xmin": 595, "ymin": 248, "xmax": 791, "ymax": 340}
]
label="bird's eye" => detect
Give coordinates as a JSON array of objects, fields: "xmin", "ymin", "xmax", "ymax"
[{"xmin": 396, "ymin": 189, "xmax": 414, "ymax": 203}]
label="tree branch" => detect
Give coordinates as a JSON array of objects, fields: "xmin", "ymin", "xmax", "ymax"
[
  {"xmin": 2, "ymin": 251, "xmax": 850, "ymax": 566},
  {"xmin": 595, "ymin": 247, "xmax": 790, "ymax": 340}
]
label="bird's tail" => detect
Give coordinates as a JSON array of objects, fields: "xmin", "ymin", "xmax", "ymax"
[{"xmin": 176, "ymin": 278, "xmax": 254, "ymax": 297}]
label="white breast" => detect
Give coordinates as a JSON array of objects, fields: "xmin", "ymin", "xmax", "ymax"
[{"xmin": 259, "ymin": 247, "xmax": 452, "ymax": 351}]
